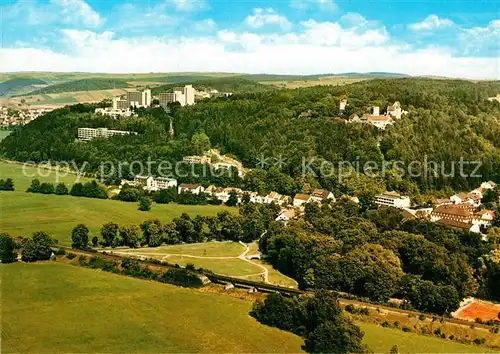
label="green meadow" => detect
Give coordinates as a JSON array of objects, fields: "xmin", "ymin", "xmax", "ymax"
[
  {"xmin": 2, "ymin": 262, "xmax": 494, "ymax": 353},
  {"xmin": 0, "ymin": 161, "xmax": 230, "ymax": 246},
  {"xmin": 0, "ymin": 262, "xmax": 303, "ymax": 353}
]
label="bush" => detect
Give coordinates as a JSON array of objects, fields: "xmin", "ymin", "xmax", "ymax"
[
  {"xmin": 53, "ymin": 248, "xmax": 66, "ymax": 255},
  {"xmin": 419, "ymin": 314, "xmax": 426, "ymax": 321},
  {"xmin": 381, "ymin": 321, "xmax": 390, "ymax": 328},
  {"xmin": 78, "ymin": 255, "xmax": 87, "ymax": 265},
  {"xmin": 393, "ymin": 321, "xmax": 400, "ymax": 328},
  {"xmin": 0, "ymin": 178, "xmax": 14, "ymax": 191},
  {"xmin": 402, "ymin": 327, "xmax": 411, "ymax": 332},
  {"xmin": 66, "ymin": 252, "xmax": 77, "ymax": 259},
  {"xmin": 160, "ymin": 268, "xmax": 205, "ymax": 287},
  {"xmin": 345, "ymin": 304, "xmax": 355, "ymax": 313}
]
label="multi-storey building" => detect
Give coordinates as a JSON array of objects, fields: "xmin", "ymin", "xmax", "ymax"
[
  {"xmin": 375, "ymin": 192, "xmax": 411, "ymax": 209},
  {"xmin": 126, "ymin": 89, "xmax": 151, "ymax": 108},
  {"xmin": 77, "ymin": 127, "xmax": 136, "ymax": 141},
  {"xmin": 133, "ymin": 175, "xmax": 177, "ymax": 191},
  {"xmin": 158, "ymin": 85, "xmax": 195, "ymax": 107}
]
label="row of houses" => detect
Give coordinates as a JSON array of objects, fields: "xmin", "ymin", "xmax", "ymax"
[{"xmin": 0, "ymin": 106, "xmax": 56, "ymax": 126}]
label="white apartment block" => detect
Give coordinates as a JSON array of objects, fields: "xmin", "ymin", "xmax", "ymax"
[
  {"xmin": 134, "ymin": 175, "xmax": 177, "ymax": 191},
  {"xmin": 183, "ymin": 155, "xmax": 212, "ymax": 164},
  {"xmin": 95, "ymin": 107, "xmax": 135, "ymax": 118},
  {"xmin": 375, "ymin": 192, "xmax": 411, "ymax": 209},
  {"xmin": 126, "ymin": 89, "xmax": 152, "ymax": 108},
  {"xmin": 77, "ymin": 127, "xmax": 137, "ymax": 141}
]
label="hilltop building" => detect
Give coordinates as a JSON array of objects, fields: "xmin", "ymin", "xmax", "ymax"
[
  {"xmin": 77, "ymin": 127, "xmax": 137, "ymax": 141},
  {"xmin": 183, "ymin": 155, "xmax": 212, "ymax": 164},
  {"xmin": 133, "ymin": 175, "xmax": 177, "ymax": 191},
  {"xmin": 387, "ymin": 101, "xmax": 407, "ymax": 119},
  {"xmin": 375, "ymin": 192, "xmax": 411, "ymax": 209},
  {"xmin": 158, "ymin": 85, "xmax": 195, "ymax": 107},
  {"xmin": 95, "ymin": 107, "xmax": 134, "ymax": 118},
  {"xmin": 339, "ymin": 98, "xmax": 348, "ymax": 111}
]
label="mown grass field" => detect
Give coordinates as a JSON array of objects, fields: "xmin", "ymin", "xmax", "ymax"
[
  {"xmin": 0, "ymin": 161, "xmax": 231, "ymax": 246},
  {"xmin": 0, "ymin": 262, "xmax": 303, "ymax": 353},
  {"xmin": 0, "ymin": 130, "xmax": 12, "ymax": 141},
  {"xmin": 121, "ymin": 241, "xmax": 245, "ymax": 257},
  {"xmin": 2, "ymin": 262, "xmax": 493, "ymax": 353},
  {"xmin": 358, "ymin": 323, "xmax": 497, "ymax": 353}
]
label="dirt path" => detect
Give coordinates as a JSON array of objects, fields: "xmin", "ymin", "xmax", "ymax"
[{"xmin": 238, "ymin": 241, "xmax": 269, "ymax": 283}]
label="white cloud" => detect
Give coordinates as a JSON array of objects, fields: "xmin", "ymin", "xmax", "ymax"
[
  {"xmin": 290, "ymin": 0, "xmax": 339, "ymax": 12},
  {"xmin": 2, "ymin": 0, "xmax": 102, "ymax": 27},
  {"xmin": 1, "ymin": 27, "xmax": 497, "ymax": 80},
  {"xmin": 170, "ymin": 0, "xmax": 206, "ymax": 11},
  {"xmin": 409, "ymin": 14, "xmax": 454, "ymax": 31},
  {"xmin": 193, "ymin": 19, "xmax": 216, "ymax": 32},
  {"xmin": 51, "ymin": 0, "xmax": 103, "ymax": 27},
  {"xmin": 245, "ymin": 8, "xmax": 292, "ymax": 30},
  {"xmin": 459, "ymin": 20, "xmax": 500, "ymax": 55},
  {"xmin": 300, "ymin": 20, "xmax": 389, "ymax": 47}
]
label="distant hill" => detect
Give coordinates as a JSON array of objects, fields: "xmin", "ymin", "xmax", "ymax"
[
  {"xmin": 24, "ymin": 78, "xmax": 131, "ymax": 95},
  {"xmin": 152, "ymin": 77, "xmax": 277, "ymax": 95},
  {"xmin": 0, "ymin": 78, "xmax": 47, "ymax": 97}
]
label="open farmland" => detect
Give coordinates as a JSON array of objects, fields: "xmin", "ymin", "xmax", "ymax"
[
  {"xmin": 261, "ymin": 76, "xmax": 367, "ymax": 89},
  {"xmin": 0, "ymin": 161, "xmax": 231, "ymax": 246},
  {"xmin": 0, "ymin": 262, "xmax": 303, "ymax": 353}
]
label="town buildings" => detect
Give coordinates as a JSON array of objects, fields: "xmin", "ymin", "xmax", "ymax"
[
  {"xmin": 375, "ymin": 192, "xmax": 411, "ymax": 209},
  {"xmin": 95, "ymin": 107, "xmax": 135, "ymax": 118},
  {"xmin": 183, "ymin": 155, "xmax": 212, "ymax": 164},
  {"xmin": 0, "ymin": 106, "xmax": 56, "ymax": 126},
  {"xmin": 178, "ymin": 183, "xmax": 205, "ymax": 195},
  {"xmin": 77, "ymin": 127, "xmax": 137, "ymax": 141},
  {"xmin": 292, "ymin": 189, "xmax": 335, "ymax": 206}
]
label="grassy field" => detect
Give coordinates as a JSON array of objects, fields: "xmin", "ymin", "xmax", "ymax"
[
  {"xmin": 0, "ymin": 161, "xmax": 231, "ymax": 246},
  {"xmin": 358, "ymin": 323, "xmax": 497, "ymax": 353},
  {"xmin": 0, "ymin": 262, "xmax": 303, "ymax": 353},
  {"xmin": 164, "ymin": 255, "xmax": 264, "ymax": 277},
  {"xmin": 261, "ymin": 77, "xmax": 367, "ymax": 89},
  {"xmin": 122, "ymin": 242, "xmax": 245, "ymax": 257},
  {"xmin": 2, "ymin": 262, "xmax": 493, "ymax": 353},
  {"xmin": 0, "ymin": 130, "xmax": 12, "ymax": 141}
]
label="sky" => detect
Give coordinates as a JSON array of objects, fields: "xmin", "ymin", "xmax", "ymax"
[{"xmin": 0, "ymin": 0, "xmax": 499, "ymax": 78}]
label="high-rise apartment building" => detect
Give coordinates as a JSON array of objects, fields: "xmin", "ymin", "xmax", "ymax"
[{"xmin": 158, "ymin": 85, "xmax": 195, "ymax": 107}]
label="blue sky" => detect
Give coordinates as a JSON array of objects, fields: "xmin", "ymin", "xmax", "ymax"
[{"xmin": 1, "ymin": 0, "xmax": 499, "ymax": 78}]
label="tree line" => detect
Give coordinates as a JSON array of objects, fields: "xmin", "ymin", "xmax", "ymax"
[{"xmin": 26, "ymin": 179, "xmax": 107, "ymax": 199}]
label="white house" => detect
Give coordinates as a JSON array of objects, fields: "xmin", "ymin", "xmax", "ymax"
[
  {"xmin": 178, "ymin": 183, "xmax": 205, "ymax": 195},
  {"xmin": 309, "ymin": 189, "xmax": 335, "ymax": 204},
  {"xmin": 275, "ymin": 208, "xmax": 299, "ymax": 224},
  {"xmin": 387, "ymin": 101, "xmax": 407, "ymax": 119},
  {"xmin": 375, "ymin": 192, "xmax": 411, "ymax": 209},
  {"xmin": 450, "ymin": 193, "xmax": 481, "ymax": 207},
  {"xmin": 472, "ymin": 210, "xmax": 496, "ymax": 227},
  {"xmin": 133, "ymin": 175, "xmax": 177, "ymax": 191}
]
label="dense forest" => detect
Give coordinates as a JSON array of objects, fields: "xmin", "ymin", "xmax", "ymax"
[
  {"xmin": 259, "ymin": 199, "xmax": 500, "ymax": 313},
  {"xmin": 2, "ymin": 78, "xmax": 500, "ymax": 201}
]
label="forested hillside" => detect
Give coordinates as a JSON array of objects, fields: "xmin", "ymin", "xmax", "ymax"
[
  {"xmin": 25, "ymin": 78, "xmax": 131, "ymax": 95},
  {"xmin": 2, "ymin": 79, "xmax": 500, "ymax": 201}
]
